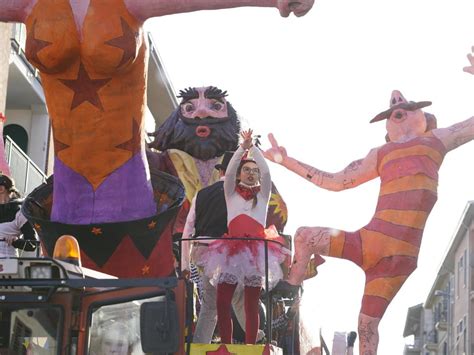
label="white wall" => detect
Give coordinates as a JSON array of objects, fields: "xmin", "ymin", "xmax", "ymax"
[
  {"xmin": 0, "ymin": 23, "xmax": 11, "ymax": 113},
  {"xmin": 29, "ymin": 105, "xmax": 49, "ymax": 171},
  {"xmin": 4, "ymin": 107, "xmax": 49, "ymax": 172}
]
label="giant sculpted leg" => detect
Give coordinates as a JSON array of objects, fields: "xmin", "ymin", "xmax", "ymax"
[
  {"xmin": 358, "ymin": 313, "xmax": 380, "ymax": 355},
  {"xmin": 287, "ymin": 226, "xmax": 332, "ymax": 285}
]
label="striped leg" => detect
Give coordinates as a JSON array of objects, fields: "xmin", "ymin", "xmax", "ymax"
[{"xmin": 358, "ymin": 255, "xmax": 418, "ymax": 354}]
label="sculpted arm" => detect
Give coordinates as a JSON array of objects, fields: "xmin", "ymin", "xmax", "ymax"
[
  {"xmin": 432, "ymin": 116, "xmax": 474, "ymax": 152},
  {"xmin": 264, "ymin": 133, "xmax": 379, "ymax": 191},
  {"xmin": 0, "ymin": 0, "xmax": 34, "ymax": 22},
  {"xmin": 125, "ymin": 0, "xmax": 314, "ymax": 21},
  {"xmin": 433, "ymin": 48, "xmax": 474, "ymax": 152}
]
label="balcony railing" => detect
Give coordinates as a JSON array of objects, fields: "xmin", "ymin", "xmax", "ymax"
[
  {"xmin": 10, "ymin": 23, "xmax": 41, "ymax": 84},
  {"xmin": 4, "ymin": 135, "xmax": 47, "ymax": 196},
  {"xmin": 436, "ymin": 320, "xmax": 448, "ymax": 331}
]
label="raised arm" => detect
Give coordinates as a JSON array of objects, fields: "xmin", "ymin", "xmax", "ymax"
[
  {"xmin": 125, "ymin": 0, "xmax": 314, "ymax": 21},
  {"xmin": 250, "ymin": 146, "xmax": 272, "ymax": 199},
  {"xmin": 434, "ymin": 47, "xmax": 474, "ymax": 151},
  {"xmin": 224, "ymin": 146, "xmax": 245, "ymax": 198},
  {"xmin": 263, "ymin": 133, "xmax": 379, "ymax": 191},
  {"xmin": 0, "ymin": 0, "xmax": 34, "ymax": 23},
  {"xmin": 432, "ymin": 116, "xmax": 474, "ymax": 152}
]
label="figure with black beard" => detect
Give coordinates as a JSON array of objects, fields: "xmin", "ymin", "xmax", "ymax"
[{"xmin": 147, "ymin": 87, "xmax": 288, "ymax": 237}]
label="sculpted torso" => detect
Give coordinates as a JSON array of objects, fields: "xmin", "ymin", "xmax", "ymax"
[
  {"xmin": 0, "ymin": 0, "xmax": 314, "ymax": 224},
  {"xmin": 22, "ymin": 0, "xmax": 153, "ymax": 224}
]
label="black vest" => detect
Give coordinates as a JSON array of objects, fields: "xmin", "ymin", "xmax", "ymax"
[
  {"xmin": 0, "ymin": 199, "xmax": 36, "ymax": 240},
  {"xmin": 0, "ymin": 199, "xmax": 22, "ymax": 223},
  {"xmin": 194, "ymin": 181, "xmax": 227, "ymax": 239}
]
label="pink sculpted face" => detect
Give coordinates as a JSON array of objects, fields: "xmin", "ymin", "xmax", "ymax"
[
  {"xmin": 386, "ymin": 108, "xmax": 427, "ymax": 142},
  {"xmin": 180, "ymin": 87, "xmax": 229, "ymax": 120}
]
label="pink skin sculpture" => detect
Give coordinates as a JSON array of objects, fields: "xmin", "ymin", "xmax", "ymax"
[
  {"xmin": 0, "ymin": 0, "xmax": 314, "ymax": 24},
  {"xmin": 264, "ymin": 54, "xmax": 474, "ymax": 354}
]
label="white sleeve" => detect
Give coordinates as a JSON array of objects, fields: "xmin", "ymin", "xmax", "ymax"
[
  {"xmin": 15, "ymin": 210, "xmax": 28, "ymax": 229},
  {"xmin": 224, "ymin": 146, "xmax": 245, "ymax": 199},
  {"xmin": 181, "ymin": 196, "xmax": 197, "ymax": 271},
  {"xmin": 0, "ymin": 211, "xmax": 24, "ymax": 236},
  {"xmin": 250, "ymin": 146, "xmax": 271, "ymax": 201}
]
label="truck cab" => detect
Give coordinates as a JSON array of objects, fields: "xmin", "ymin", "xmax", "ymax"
[{"xmin": 0, "ymin": 237, "xmax": 187, "ymax": 355}]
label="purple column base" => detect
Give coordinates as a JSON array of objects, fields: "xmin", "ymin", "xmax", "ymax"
[{"xmin": 51, "ymin": 152, "xmax": 156, "ymax": 224}]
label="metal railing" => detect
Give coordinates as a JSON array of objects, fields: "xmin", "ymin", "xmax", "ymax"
[
  {"xmin": 4, "ymin": 135, "xmax": 47, "ymax": 196},
  {"xmin": 10, "ymin": 23, "xmax": 42, "ymax": 84},
  {"xmin": 179, "ymin": 236, "xmax": 292, "ymax": 353}
]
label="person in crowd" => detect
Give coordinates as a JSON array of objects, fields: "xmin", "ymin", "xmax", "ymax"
[
  {"xmin": 346, "ymin": 331, "xmax": 357, "ymax": 355},
  {"xmin": 0, "ymin": 174, "xmax": 37, "ymax": 257},
  {"xmin": 181, "ymin": 151, "xmax": 248, "ymax": 344},
  {"xmin": 203, "ymin": 129, "xmax": 287, "ymax": 344},
  {"xmin": 90, "ymin": 321, "xmax": 137, "ymax": 355}
]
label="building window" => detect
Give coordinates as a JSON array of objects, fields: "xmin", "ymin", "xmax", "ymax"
[{"xmin": 4, "ymin": 124, "xmax": 28, "ymax": 154}]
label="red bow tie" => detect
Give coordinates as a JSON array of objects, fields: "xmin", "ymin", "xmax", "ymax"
[{"xmin": 235, "ymin": 184, "xmax": 260, "ymax": 200}]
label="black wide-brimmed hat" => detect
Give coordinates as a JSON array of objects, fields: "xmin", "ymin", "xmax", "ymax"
[
  {"xmin": 370, "ymin": 90, "xmax": 432, "ymax": 123},
  {"xmin": 215, "ymin": 151, "xmax": 234, "ymax": 171}
]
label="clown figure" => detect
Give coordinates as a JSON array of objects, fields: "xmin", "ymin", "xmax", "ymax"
[{"xmin": 148, "ymin": 86, "xmax": 288, "ymax": 236}]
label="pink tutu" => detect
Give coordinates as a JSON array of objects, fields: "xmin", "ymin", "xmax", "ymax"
[{"xmin": 202, "ymin": 215, "xmax": 289, "ymax": 289}]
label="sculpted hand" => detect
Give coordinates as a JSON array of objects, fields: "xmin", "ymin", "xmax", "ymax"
[
  {"xmin": 241, "ymin": 129, "xmax": 254, "ymax": 150},
  {"xmin": 463, "ymin": 46, "xmax": 474, "ymax": 75},
  {"xmin": 277, "ymin": 0, "xmax": 314, "ymax": 17},
  {"xmin": 263, "ymin": 133, "xmax": 288, "ymax": 165}
]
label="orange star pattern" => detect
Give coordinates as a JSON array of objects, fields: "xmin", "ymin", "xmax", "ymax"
[
  {"xmin": 26, "ymin": 20, "xmax": 52, "ymax": 72},
  {"xmin": 147, "ymin": 220, "xmax": 157, "ymax": 229},
  {"xmin": 54, "ymin": 137, "xmax": 70, "ymax": 154},
  {"xmin": 105, "ymin": 17, "xmax": 139, "ymax": 67},
  {"xmin": 91, "ymin": 227, "xmax": 102, "ymax": 236},
  {"xmin": 33, "ymin": 223, "xmax": 42, "ymax": 232},
  {"xmin": 59, "ymin": 63, "xmax": 111, "ymax": 111},
  {"xmin": 141, "ymin": 265, "xmax": 150, "ymax": 275},
  {"xmin": 115, "ymin": 118, "xmax": 141, "ymax": 154}
]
